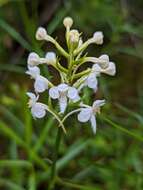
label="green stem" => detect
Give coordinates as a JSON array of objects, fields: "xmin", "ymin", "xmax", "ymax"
[{"xmin": 48, "ymin": 128, "xmax": 62, "ymax": 190}]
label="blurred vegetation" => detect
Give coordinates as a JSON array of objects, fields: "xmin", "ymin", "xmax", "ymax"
[{"xmin": 0, "ymin": 0, "xmax": 143, "ymax": 189}]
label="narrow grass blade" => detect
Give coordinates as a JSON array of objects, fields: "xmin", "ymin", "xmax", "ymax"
[
  {"xmin": 0, "ymin": 160, "xmax": 32, "ymax": 169},
  {"xmin": 0, "ymin": 105, "xmax": 24, "ymax": 135},
  {"xmin": 57, "ymin": 139, "xmax": 90, "ymax": 170},
  {"xmin": 101, "ymin": 115, "xmax": 143, "ymax": 142},
  {"xmin": 0, "ymin": 178, "xmax": 25, "ymax": 190},
  {"xmin": 116, "ymin": 103, "xmax": 143, "ymax": 125},
  {"xmin": 0, "ymin": 64, "xmax": 25, "ymax": 73},
  {"xmin": 0, "ymin": 18, "xmax": 31, "ymax": 50}
]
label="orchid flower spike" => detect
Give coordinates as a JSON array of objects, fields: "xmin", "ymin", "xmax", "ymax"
[
  {"xmin": 26, "ymin": 66, "xmax": 49, "ymax": 93},
  {"xmin": 49, "ymin": 83, "xmax": 80, "ymax": 113},
  {"xmin": 27, "ymin": 92, "xmax": 48, "ymax": 118},
  {"xmin": 78, "ymin": 100, "xmax": 105, "ymax": 134}
]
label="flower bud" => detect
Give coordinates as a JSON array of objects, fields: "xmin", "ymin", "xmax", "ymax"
[
  {"xmin": 45, "ymin": 52, "xmax": 56, "ymax": 64},
  {"xmin": 63, "ymin": 17, "xmax": 73, "ymax": 28},
  {"xmin": 36, "ymin": 27, "xmax": 47, "ymax": 40},
  {"xmin": 99, "ymin": 54, "xmax": 109, "ymax": 68},
  {"xmin": 69, "ymin": 29, "xmax": 80, "ymax": 43},
  {"xmin": 27, "ymin": 52, "xmax": 40, "ymax": 66},
  {"xmin": 102, "ymin": 62, "xmax": 116, "ymax": 76},
  {"xmin": 93, "ymin": 31, "xmax": 103, "ymax": 45}
]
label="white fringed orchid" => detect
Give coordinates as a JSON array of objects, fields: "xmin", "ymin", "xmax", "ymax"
[
  {"xmin": 26, "ymin": 16, "xmax": 116, "ymax": 134},
  {"xmin": 27, "ymin": 92, "xmax": 47, "ymax": 119},
  {"xmin": 26, "ymin": 66, "xmax": 49, "ymax": 93},
  {"xmin": 85, "ymin": 61, "xmax": 116, "ymax": 90},
  {"xmin": 78, "ymin": 100, "xmax": 105, "ymax": 134},
  {"xmin": 49, "ymin": 83, "xmax": 80, "ymax": 113}
]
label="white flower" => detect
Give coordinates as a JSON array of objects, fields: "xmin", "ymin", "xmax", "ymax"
[
  {"xmin": 45, "ymin": 52, "xmax": 56, "ymax": 64},
  {"xmin": 78, "ymin": 100, "xmax": 105, "ymax": 134},
  {"xmin": 27, "ymin": 52, "xmax": 40, "ymax": 67},
  {"xmin": 85, "ymin": 64, "xmax": 101, "ymax": 91},
  {"xmin": 27, "ymin": 92, "xmax": 47, "ymax": 118},
  {"xmin": 26, "ymin": 66, "xmax": 49, "ymax": 93},
  {"xmin": 69, "ymin": 29, "xmax": 80, "ymax": 43},
  {"xmin": 49, "ymin": 83, "xmax": 80, "ymax": 113},
  {"xmin": 85, "ymin": 61, "xmax": 116, "ymax": 90},
  {"xmin": 36, "ymin": 27, "xmax": 47, "ymax": 40},
  {"xmin": 93, "ymin": 31, "xmax": 104, "ymax": 45},
  {"xmin": 63, "ymin": 17, "xmax": 73, "ymax": 28}
]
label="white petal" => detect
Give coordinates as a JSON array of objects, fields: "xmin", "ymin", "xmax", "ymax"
[
  {"xmin": 93, "ymin": 31, "xmax": 103, "ymax": 45},
  {"xmin": 90, "ymin": 115, "xmax": 97, "ymax": 134},
  {"xmin": 31, "ymin": 103, "xmax": 46, "ymax": 118},
  {"xmin": 72, "ymin": 94, "xmax": 80, "ymax": 103},
  {"xmin": 67, "ymin": 87, "xmax": 79, "ymax": 100},
  {"xmin": 87, "ymin": 73, "xmax": 98, "ymax": 90},
  {"xmin": 36, "ymin": 27, "xmax": 47, "ymax": 40},
  {"xmin": 58, "ymin": 83, "xmax": 69, "ymax": 92},
  {"xmin": 34, "ymin": 76, "xmax": 48, "ymax": 93},
  {"xmin": 26, "ymin": 66, "xmax": 40, "ymax": 78},
  {"xmin": 92, "ymin": 64, "xmax": 101, "ymax": 75},
  {"xmin": 98, "ymin": 54, "xmax": 109, "ymax": 68},
  {"xmin": 102, "ymin": 62, "xmax": 116, "ymax": 76},
  {"xmin": 59, "ymin": 96, "xmax": 67, "ymax": 113},
  {"xmin": 93, "ymin": 100, "xmax": 105, "ymax": 108},
  {"xmin": 27, "ymin": 52, "xmax": 39, "ymax": 66},
  {"xmin": 49, "ymin": 87, "xmax": 59, "ymax": 99},
  {"xmin": 45, "ymin": 52, "xmax": 56, "ymax": 64},
  {"xmin": 26, "ymin": 92, "xmax": 37, "ymax": 100},
  {"xmin": 78, "ymin": 108, "xmax": 92, "ymax": 123}
]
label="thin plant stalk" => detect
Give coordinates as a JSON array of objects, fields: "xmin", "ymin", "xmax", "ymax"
[{"xmin": 48, "ymin": 127, "xmax": 62, "ymax": 190}]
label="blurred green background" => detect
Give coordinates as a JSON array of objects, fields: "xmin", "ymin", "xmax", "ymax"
[{"xmin": 0, "ymin": 0, "xmax": 143, "ymax": 189}]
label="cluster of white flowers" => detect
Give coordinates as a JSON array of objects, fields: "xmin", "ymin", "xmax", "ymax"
[{"xmin": 26, "ymin": 17, "xmax": 116, "ymax": 134}]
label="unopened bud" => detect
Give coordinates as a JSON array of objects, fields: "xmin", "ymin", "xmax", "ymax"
[
  {"xmin": 63, "ymin": 17, "xmax": 73, "ymax": 28},
  {"xmin": 36, "ymin": 27, "xmax": 47, "ymax": 40},
  {"xmin": 99, "ymin": 54, "xmax": 109, "ymax": 68},
  {"xmin": 102, "ymin": 62, "xmax": 116, "ymax": 76},
  {"xmin": 28, "ymin": 52, "xmax": 40, "ymax": 66},
  {"xmin": 93, "ymin": 31, "xmax": 103, "ymax": 45},
  {"xmin": 45, "ymin": 52, "xmax": 56, "ymax": 64},
  {"xmin": 69, "ymin": 29, "xmax": 80, "ymax": 43}
]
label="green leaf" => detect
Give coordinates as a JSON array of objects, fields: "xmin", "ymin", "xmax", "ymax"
[
  {"xmin": 0, "ymin": 105, "xmax": 24, "ymax": 136},
  {"xmin": 0, "ymin": 160, "xmax": 32, "ymax": 169},
  {"xmin": 57, "ymin": 139, "xmax": 90, "ymax": 170},
  {"xmin": 116, "ymin": 103, "xmax": 143, "ymax": 125},
  {"xmin": 0, "ymin": 18, "xmax": 31, "ymax": 50},
  {"xmin": 0, "ymin": 178, "xmax": 25, "ymax": 190},
  {"xmin": 101, "ymin": 115, "xmax": 143, "ymax": 142},
  {"xmin": 0, "ymin": 64, "xmax": 25, "ymax": 73}
]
